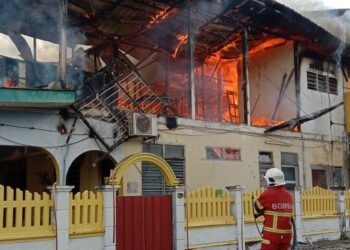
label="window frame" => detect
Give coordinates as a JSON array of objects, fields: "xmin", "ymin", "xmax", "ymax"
[
  {"xmin": 258, "ymin": 151, "xmax": 274, "ymax": 187},
  {"xmin": 281, "ymin": 152, "xmax": 299, "ymax": 189},
  {"xmin": 306, "ymin": 63, "xmax": 338, "ymax": 95},
  {"xmin": 206, "ymin": 146, "xmax": 241, "ymax": 161}
]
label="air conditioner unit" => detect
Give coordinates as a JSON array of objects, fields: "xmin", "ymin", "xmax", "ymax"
[{"xmin": 128, "ymin": 113, "xmax": 158, "ymax": 137}]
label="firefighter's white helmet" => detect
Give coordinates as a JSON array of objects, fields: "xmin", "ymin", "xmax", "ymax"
[{"xmin": 264, "ymin": 168, "xmax": 285, "ymax": 187}]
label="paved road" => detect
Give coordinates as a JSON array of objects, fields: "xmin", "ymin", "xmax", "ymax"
[{"xmin": 297, "ymin": 240, "xmax": 350, "ymax": 250}]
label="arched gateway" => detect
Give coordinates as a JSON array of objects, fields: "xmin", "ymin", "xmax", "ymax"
[
  {"xmin": 108, "ymin": 153, "xmax": 181, "ymax": 250},
  {"xmin": 108, "ymin": 152, "xmax": 179, "ymax": 187}
]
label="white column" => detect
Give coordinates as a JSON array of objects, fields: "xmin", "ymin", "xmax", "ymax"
[
  {"xmin": 337, "ymin": 190, "xmax": 347, "ymax": 239},
  {"xmin": 49, "ymin": 185, "xmax": 73, "ymax": 250},
  {"xmin": 226, "ymin": 185, "xmax": 245, "ymax": 250},
  {"xmin": 293, "ymin": 187, "xmax": 303, "ymax": 243},
  {"xmin": 172, "ymin": 186, "xmax": 185, "ymax": 250},
  {"xmin": 96, "ymin": 185, "xmax": 119, "ymax": 250}
]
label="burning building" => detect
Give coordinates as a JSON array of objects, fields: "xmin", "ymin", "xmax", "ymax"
[{"xmin": 0, "ymin": 0, "xmax": 349, "ymax": 198}]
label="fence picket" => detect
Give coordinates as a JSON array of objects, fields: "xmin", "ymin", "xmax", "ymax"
[
  {"xmin": 243, "ymin": 187, "xmax": 264, "ymax": 223},
  {"xmin": 6, "ymin": 186, "xmax": 14, "ymax": 229},
  {"xmin": 0, "ymin": 185, "xmax": 54, "ymax": 241},
  {"xmin": 185, "ymin": 187, "xmax": 235, "ymax": 227},
  {"xmin": 15, "ymin": 188, "xmax": 23, "ymax": 228},
  {"xmin": 0, "ymin": 186, "xmax": 3, "ymax": 229},
  {"xmin": 69, "ymin": 189, "xmax": 104, "ymax": 236},
  {"xmin": 302, "ymin": 186, "xmax": 338, "ymax": 218}
]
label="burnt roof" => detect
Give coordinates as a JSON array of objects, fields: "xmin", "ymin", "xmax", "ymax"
[{"xmin": 1, "ymin": 0, "xmax": 349, "ymax": 63}]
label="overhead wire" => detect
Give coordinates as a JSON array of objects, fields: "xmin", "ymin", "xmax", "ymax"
[
  {"xmin": 158, "ymin": 125, "xmax": 340, "ymax": 149},
  {"xmin": 0, "ymin": 122, "xmax": 89, "ymax": 135},
  {"xmin": 0, "ymin": 134, "xmax": 90, "ymax": 148}
]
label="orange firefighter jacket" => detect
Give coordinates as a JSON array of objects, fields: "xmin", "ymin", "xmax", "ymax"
[{"xmin": 255, "ymin": 186, "xmax": 294, "ymax": 243}]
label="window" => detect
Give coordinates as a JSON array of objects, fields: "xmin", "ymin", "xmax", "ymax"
[
  {"xmin": 306, "ymin": 64, "xmax": 338, "ymax": 95},
  {"xmin": 312, "ymin": 169, "xmax": 327, "ymax": 188},
  {"xmin": 311, "ymin": 165, "xmax": 343, "ymax": 188},
  {"xmin": 333, "ymin": 167, "xmax": 343, "ymax": 187},
  {"xmin": 259, "ymin": 152, "xmax": 273, "ymax": 187},
  {"xmin": 281, "ymin": 153, "xmax": 299, "ymax": 189},
  {"xmin": 328, "ymin": 77, "xmax": 338, "ymax": 95},
  {"xmin": 206, "ymin": 147, "xmax": 241, "ymax": 160},
  {"xmin": 142, "ymin": 144, "xmax": 185, "ymax": 195},
  {"xmin": 206, "ymin": 147, "xmax": 222, "ymax": 160},
  {"xmin": 306, "ymin": 71, "xmax": 317, "ymax": 90}
]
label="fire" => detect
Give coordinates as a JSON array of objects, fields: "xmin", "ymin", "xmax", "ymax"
[
  {"xmin": 214, "ymin": 41, "xmax": 237, "ymax": 58},
  {"xmin": 147, "ymin": 7, "xmax": 177, "ymax": 28},
  {"xmin": 251, "ymin": 117, "xmax": 284, "ymax": 127},
  {"xmin": 194, "ymin": 55, "xmax": 239, "ymax": 123},
  {"xmin": 172, "ymin": 34, "xmax": 188, "ymax": 58},
  {"xmin": 249, "ymin": 38, "xmax": 287, "ymax": 55}
]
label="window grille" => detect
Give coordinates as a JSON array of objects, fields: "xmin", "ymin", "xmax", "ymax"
[{"xmin": 306, "ymin": 64, "xmax": 338, "ymax": 95}]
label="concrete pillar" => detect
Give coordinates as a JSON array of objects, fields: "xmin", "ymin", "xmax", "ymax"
[
  {"xmin": 48, "ymin": 185, "xmax": 74, "ymax": 250},
  {"xmin": 293, "ymin": 187, "xmax": 303, "ymax": 243},
  {"xmin": 96, "ymin": 185, "xmax": 119, "ymax": 250},
  {"xmin": 226, "ymin": 185, "xmax": 245, "ymax": 250},
  {"xmin": 172, "ymin": 186, "xmax": 185, "ymax": 250},
  {"xmin": 337, "ymin": 190, "xmax": 347, "ymax": 239}
]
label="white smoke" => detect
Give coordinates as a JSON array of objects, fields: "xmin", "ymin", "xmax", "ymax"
[
  {"xmin": 276, "ymin": 0, "xmax": 350, "ymax": 42},
  {"xmin": 276, "ymin": 0, "xmax": 350, "ymax": 11},
  {"xmin": 277, "ymin": 0, "xmax": 350, "ymax": 64}
]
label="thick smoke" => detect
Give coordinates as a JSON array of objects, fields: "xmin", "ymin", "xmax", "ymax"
[
  {"xmin": 278, "ymin": 0, "xmax": 350, "ymax": 64},
  {"xmin": 277, "ymin": 0, "xmax": 349, "ymax": 11},
  {"xmin": 0, "ymin": 0, "xmax": 86, "ymax": 88}
]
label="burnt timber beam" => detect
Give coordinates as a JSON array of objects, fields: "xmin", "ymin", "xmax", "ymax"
[
  {"xmin": 188, "ymin": 6, "xmax": 195, "ymax": 119},
  {"xmin": 294, "ymin": 42, "xmax": 301, "ymax": 120},
  {"xmin": 242, "ymin": 28, "xmax": 251, "ymax": 125}
]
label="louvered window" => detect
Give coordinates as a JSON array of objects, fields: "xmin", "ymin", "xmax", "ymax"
[
  {"xmin": 329, "ymin": 77, "xmax": 338, "ymax": 95},
  {"xmin": 142, "ymin": 144, "xmax": 185, "ymax": 196},
  {"xmin": 306, "ymin": 71, "xmax": 317, "ymax": 90},
  {"xmin": 306, "ymin": 64, "xmax": 338, "ymax": 95},
  {"xmin": 318, "ymin": 74, "xmax": 327, "ymax": 92}
]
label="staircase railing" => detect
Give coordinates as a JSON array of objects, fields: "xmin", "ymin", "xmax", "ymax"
[{"xmin": 74, "ymin": 52, "xmax": 168, "ymax": 150}]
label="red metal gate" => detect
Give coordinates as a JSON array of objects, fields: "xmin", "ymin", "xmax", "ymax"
[{"xmin": 116, "ymin": 195, "xmax": 173, "ymax": 250}]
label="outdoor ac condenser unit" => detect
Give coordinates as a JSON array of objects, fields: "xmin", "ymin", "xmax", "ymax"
[{"xmin": 128, "ymin": 113, "xmax": 158, "ymax": 137}]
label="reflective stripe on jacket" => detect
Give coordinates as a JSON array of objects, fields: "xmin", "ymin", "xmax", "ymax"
[{"xmin": 256, "ymin": 186, "xmax": 294, "ymax": 243}]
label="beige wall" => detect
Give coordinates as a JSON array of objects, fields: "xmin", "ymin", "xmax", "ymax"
[
  {"xmin": 117, "ymin": 119, "xmax": 347, "ymax": 192},
  {"xmin": 119, "ymin": 138, "xmax": 143, "ymax": 195},
  {"xmin": 249, "ymin": 43, "xmax": 297, "ymax": 123}
]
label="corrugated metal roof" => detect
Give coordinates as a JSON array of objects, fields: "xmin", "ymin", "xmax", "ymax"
[{"xmin": 1, "ymin": 0, "xmax": 349, "ymax": 62}]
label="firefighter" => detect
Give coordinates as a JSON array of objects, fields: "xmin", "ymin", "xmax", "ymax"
[{"xmin": 254, "ymin": 168, "xmax": 294, "ymax": 250}]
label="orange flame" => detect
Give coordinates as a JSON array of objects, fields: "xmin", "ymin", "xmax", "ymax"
[
  {"xmin": 193, "ymin": 55, "xmax": 239, "ymax": 123},
  {"xmin": 147, "ymin": 8, "xmax": 177, "ymax": 28},
  {"xmin": 249, "ymin": 38, "xmax": 287, "ymax": 55},
  {"xmin": 251, "ymin": 117, "xmax": 285, "ymax": 127},
  {"xmin": 172, "ymin": 34, "xmax": 188, "ymax": 58}
]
